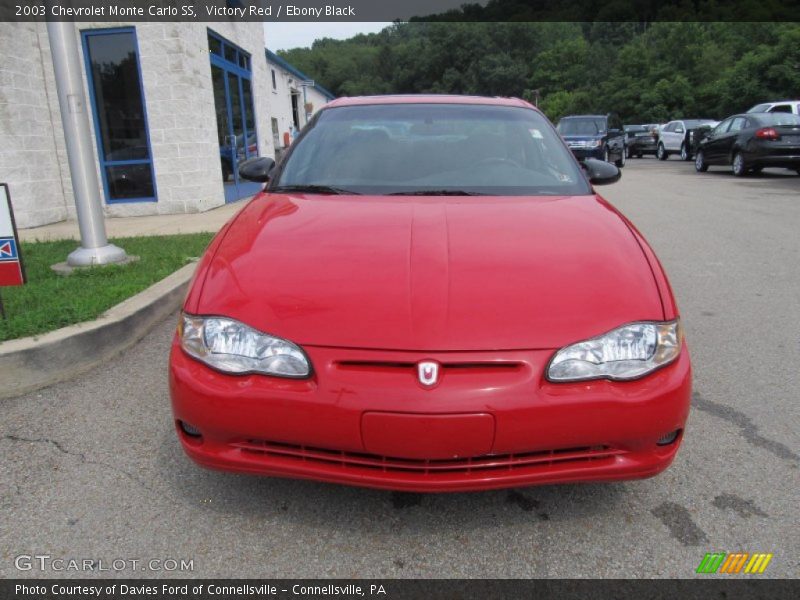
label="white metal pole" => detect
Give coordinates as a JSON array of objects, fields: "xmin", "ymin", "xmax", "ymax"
[{"xmin": 47, "ymin": 20, "xmax": 128, "ymax": 266}]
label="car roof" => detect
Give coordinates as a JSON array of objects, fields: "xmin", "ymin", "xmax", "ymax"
[
  {"xmin": 325, "ymin": 94, "xmax": 535, "ymax": 110},
  {"xmin": 560, "ymin": 114, "xmax": 607, "ymax": 119}
]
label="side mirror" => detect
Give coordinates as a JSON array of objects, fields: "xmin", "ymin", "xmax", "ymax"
[
  {"xmin": 582, "ymin": 158, "xmax": 621, "ymax": 186},
  {"xmin": 238, "ymin": 157, "xmax": 275, "ymax": 182}
]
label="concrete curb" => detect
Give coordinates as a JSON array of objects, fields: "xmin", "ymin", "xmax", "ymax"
[{"xmin": 0, "ymin": 261, "xmax": 197, "ymax": 400}]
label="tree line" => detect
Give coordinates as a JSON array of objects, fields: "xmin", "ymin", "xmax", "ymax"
[{"xmin": 280, "ymin": 21, "xmax": 800, "ymax": 124}]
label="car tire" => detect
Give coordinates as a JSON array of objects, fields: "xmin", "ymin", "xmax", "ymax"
[
  {"xmin": 695, "ymin": 150, "xmax": 708, "ymax": 172},
  {"xmin": 657, "ymin": 143, "xmax": 667, "ymax": 160},
  {"xmin": 680, "ymin": 143, "xmax": 691, "ymax": 161},
  {"xmin": 732, "ymin": 152, "xmax": 747, "ymax": 177},
  {"xmin": 615, "ymin": 148, "xmax": 626, "ymax": 168}
]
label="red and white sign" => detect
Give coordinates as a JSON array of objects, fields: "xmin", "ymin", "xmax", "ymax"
[{"xmin": 0, "ymin": 184, "xmax": 25, "ymax": 287}]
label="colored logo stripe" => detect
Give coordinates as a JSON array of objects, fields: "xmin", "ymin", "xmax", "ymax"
[
  {"xmin": 697, "ymin": 553, "xmax": 726, "ymax": 573},
  {"xmin": 697, "ymin": 552, "xmax": 773, "ymax": 574},
  {"xmin": 745, "ymin": 553, "xmax": 773, "ymax": 574},
  {"xmin": 719, "ymin": 553, "xmax": 749, "ymax": 573}
]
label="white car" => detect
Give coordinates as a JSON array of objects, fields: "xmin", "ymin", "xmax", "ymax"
[
  {"xmin": 656, "ymin": 119, "xmax": 718, "ymax": 161},
  {"xmin": 746, "ymin": 100, "xmax": 800, "ymax": 116}
]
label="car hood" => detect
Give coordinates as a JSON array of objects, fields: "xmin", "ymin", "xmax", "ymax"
[{"xmin": 196, "ymin": 193, "xmax": 664, "ymax": 351}]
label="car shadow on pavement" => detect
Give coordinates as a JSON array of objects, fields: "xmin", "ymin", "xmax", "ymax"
[{"xmin": 157, "ymin": 426, "xmax": 629, "ymax": 532}]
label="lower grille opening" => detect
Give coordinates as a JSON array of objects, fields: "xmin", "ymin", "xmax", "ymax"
[{"xmin": 232, "ymin": 439, "xmax": 624, "ymax": 475}]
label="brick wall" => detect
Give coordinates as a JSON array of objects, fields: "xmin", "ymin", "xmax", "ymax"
[{"xmin": 0, "ymin": 23, "xmax": 70, "ymax": 228}]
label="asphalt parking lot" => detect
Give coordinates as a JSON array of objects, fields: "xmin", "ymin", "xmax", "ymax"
[{"xmin": 1, "ymin": 158, "xmax": 798, "ymax": 579}]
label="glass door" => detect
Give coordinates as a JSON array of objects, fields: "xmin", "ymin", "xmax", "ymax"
[{"xmin": 208, "ymin": 31, "xmax": 261, "ymax": 203}]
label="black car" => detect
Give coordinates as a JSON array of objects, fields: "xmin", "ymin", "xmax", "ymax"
[
  {"xmin": 556, "ymin": 114, "xmax": 626, "ymax": 167},
  {"xmin": 694, "ymin": 113, "xmax": 800, "ymax": 176},
  {"xmin": 624, "ymin": 124, "xmax": 659, "ymax": 158}
]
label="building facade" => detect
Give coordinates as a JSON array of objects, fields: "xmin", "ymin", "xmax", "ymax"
[
  {"xmin": 265, "ymin": 49, "xmax": 335, "ymax": 159},
  {"xmin": 0, "ymin": 22, "xmax": 333, "ymax": 229}
]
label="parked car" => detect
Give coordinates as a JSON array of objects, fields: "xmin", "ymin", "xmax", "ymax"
[
  {"xmin": 169, "ymin": 95, "xmax": 691, "ymax": 492},
  {"xmin": 746, "ymin": 100, "xmax": 800, "ymax": 116},
  {"xmin": 656, "ymin": 119, "xmax": 718, "ymax": 161},
  {"xmin": 624, "ymin": 124, "xmax": 659, "ymax": 158},
  {"xmin": 556, "ymin": 113, "xmax": 626, "ymax": 167},
  {"xmin": 694, "ymin": 112, "xmax": 800, "ymax": 176}
]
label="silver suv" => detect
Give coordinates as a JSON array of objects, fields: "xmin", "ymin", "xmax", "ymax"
[{"xmin": 656, "ymin": 119, "xmax": 718, "ymax": 161}]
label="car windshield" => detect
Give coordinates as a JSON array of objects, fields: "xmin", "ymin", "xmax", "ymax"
[
  {"xmin": 556, "ymin": 118, "xmax": 606, "ymax": 136},
  {"xmin": 747, "ymin": 103, "xmax": 771, "ymax": 113},
  {"xmin": 275, "ymin": 103, "xmax": 591, "ymax": 196},
  {"xmin": 755, "ymin": 113, "xmax": 800, "ymax": 126}
]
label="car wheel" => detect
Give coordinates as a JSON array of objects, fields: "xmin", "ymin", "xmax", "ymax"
[
  {"xmin": 695, "ymin": 150, "xmax": 708, "ymax": 172},
  {"xmin": 657, "ymin": 143, "xmax": 667, "ymax": 160},
  {"xmin": 615, "ymin": 148, "xmax": 626, "ymax": 168},
  {"xmin": 732, "ymin": 152, "xmax": 747, "ymax": 177},
  {"xmin": 680, "ymin": 143, "xmax": 690, "ymax": 161}
]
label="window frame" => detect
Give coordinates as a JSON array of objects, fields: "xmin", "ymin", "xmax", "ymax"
[{"xmin": 81, "ymin": 26, "xmax": 157, "ymax": 204}]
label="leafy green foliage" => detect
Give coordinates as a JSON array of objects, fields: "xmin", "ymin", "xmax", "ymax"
[{"xmin": 280, "ymin": 22, "xmax": 800, "ymax": 124}]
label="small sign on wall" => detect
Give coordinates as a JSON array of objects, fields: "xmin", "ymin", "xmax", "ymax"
[{"xmin": 0, "ymin": 183, "xmax": 26, "ymax": 288}]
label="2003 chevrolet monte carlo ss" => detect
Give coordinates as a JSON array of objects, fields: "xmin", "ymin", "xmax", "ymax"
[{"xmin": 169, "ymin": 95, "xmax": 691, "ymax": 492}]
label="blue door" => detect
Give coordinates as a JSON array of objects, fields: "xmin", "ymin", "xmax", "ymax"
[{"xmin": 209, "ymin": 32, "xmax": 261, "ymax": 203}]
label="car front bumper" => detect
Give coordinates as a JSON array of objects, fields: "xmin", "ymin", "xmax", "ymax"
[{"xmin": 169, "ymin": 339, "xmax": 692, "ymax": 492}]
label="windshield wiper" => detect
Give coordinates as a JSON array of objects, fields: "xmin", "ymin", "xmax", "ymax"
[
  {"xmin": 386, "ymin": 190, "xmax": 487, "ymax": 196},
  {"xmin": 271, "ymin": 184, "xmax": 361, "ymax": 195}
]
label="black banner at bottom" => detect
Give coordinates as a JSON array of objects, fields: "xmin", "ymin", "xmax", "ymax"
[{"xmin": 2, "ymin": 579, "xmax": 799, "ymax": 600}]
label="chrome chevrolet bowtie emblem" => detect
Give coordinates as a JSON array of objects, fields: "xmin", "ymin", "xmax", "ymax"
[{"xmin": 417, "ymin": 361, "xmax": 439, "ymax": 387}]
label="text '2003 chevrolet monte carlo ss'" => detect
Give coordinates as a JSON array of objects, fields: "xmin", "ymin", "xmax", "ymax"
[{"xmin": 169, "ymin": 95, "xmax": 691, "ymax": 492}]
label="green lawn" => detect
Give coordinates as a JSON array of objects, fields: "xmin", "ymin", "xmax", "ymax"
[{"xmin": 0, "ymin": 234, "xmax": 214, "ymax": 342}]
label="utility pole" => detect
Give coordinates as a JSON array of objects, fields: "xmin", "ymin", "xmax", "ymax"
[{"xmin": 47, "ymin": 20, "xmax": 128, "ymax": 267}]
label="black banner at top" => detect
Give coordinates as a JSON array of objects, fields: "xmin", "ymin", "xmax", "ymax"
[{"xmin": 1, "ymin": 0, "xmax": 800, "ymax": 22}]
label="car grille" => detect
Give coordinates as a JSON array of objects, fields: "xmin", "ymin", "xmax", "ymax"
[{"xmin": 232, "ymin": 440, "xmax": 625, "ymax": 474}]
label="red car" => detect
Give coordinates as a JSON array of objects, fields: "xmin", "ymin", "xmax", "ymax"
[{"xmin": 169, "ymin": 95, "xmax": 691, "ymax": 492}]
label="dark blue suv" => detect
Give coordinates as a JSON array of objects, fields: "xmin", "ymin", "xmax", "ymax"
[{"xmin": 556, "ymin": 114, "xmax": 626, "ymax": 167}]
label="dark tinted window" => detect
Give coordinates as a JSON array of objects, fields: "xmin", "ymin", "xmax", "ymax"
[
  {"xmin": 277, "ymin": 104, "xmax": 591, "ymax": 196},
  {"xmin": 84, "ymin": 29, "xmax": 154, "ymax": 201},
  {"xmin": 683, "ymin": 119, "xmax": 716, "ymax": 128},
  {"xmin": 769, "ymin": 104, "xmax": 793, "ymax": 113}
]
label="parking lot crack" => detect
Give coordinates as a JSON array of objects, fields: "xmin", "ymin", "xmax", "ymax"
[
  {"xmin": 3, "ymin": 434, "xmax": 155, "ymax": 493},
  {"xmin": 692, "ymin": 392, "xmax": 799, "ymax": 463}
]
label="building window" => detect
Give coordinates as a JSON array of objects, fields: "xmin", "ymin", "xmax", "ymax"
[
  {"xmin": 82, "ymin": 28, "xmax": 156, "ymax": 202},
  {"xmin": 271, "ymin": 69, "xmax": 277, "ymax": 90}
]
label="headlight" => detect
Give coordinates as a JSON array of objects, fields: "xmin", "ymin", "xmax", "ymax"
[
  {"xmin": 591, "ymin": 139, "xmax": 603, "ymax": 147},
  {"xmin": 178, "ymin": 314, "xmax": 311, "ymax": 377},
  {"xmin": 547, "ymin": 321, "xmax": 682, "ymax": 382}
]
